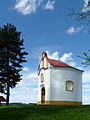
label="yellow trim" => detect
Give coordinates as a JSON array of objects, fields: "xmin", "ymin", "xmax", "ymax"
[
  {"xmin": 47, "ymin": 60, "xmax": 48, "ymax": 68},
  {"xmin": 42, "ymin": 52, "xmax": 44, "ymax": 58},
  {"xmin": 42, "ymin": 58, "xmax": 44, "ymax": 68},
  {"xmin": 66, "ymin": 81, "xmax": 74, "ymax": 91},
  {"xmin": 41, "ymin": 73, "xmax": 44, "ymax": 83},
  {"xmin": 37, "ymin": 101, "xmax": 82, "ymax": 105}
]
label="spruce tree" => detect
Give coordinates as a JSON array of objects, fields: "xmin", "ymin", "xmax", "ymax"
[{"xmin": 0, "ymin": 23, "xmax": 28, "ymax": 105}]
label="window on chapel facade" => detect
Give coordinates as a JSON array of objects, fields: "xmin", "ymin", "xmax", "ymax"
[
  {"xmin": 66, "ymin": 81, "xmax": 74, "ymax": 91},
  {"xmin": 41, "ymin": 73, "xmax": 44, "ymax": 83}
]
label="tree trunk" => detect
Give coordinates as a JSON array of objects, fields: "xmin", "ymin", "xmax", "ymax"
[
  {"xmin": 6, "ymin": 43, "xmax": 10, "ymax": 106},
  {"xmin": 6, "ymin": 80, "xmax": 10, "ymax": 106}
]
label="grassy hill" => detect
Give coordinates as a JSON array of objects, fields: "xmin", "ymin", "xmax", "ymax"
[{"xmin": 0, "ymin": 105, "xmax": 90, "ymax": 120}]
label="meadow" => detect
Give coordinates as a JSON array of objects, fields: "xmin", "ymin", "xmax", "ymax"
[{"xmin": 0, "ymin": 104, "xmax": 90, "ymax": 120}]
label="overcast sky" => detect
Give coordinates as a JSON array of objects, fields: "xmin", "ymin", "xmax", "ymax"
[{"xmin": 0, "ymin": 0, "xmax": 90, "ymax": 104}]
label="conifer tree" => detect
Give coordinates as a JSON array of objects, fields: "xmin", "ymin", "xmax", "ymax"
[{"xmin": 0, "ymin": 23, "xmax": 28, "ymax": 105}]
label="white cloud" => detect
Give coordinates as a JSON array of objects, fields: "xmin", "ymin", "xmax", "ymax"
[
  {"xmin": 22, "ymin": 67, "xmax": 30, "ymax": 72},
  {"xmin": 22, "ymin": 72, "xmax": 38, "ymax": 80},
  {"xmin": 60, "ymin": 53, "xmax": 73, "ymax": 63},
  {"xmin": 10, "ymin": 87, "xmax": 38, "ymax": 103},
  {"xmin": 46, "ymin": 51, "xmax": 76, "ymax": 67},
  {"xmin": 29, "ymin": 45, "xmax": 62, "ymax": 60},
  {"xmin": 9, "ymin": 72, "xmax": 38, "ymax": 103},
  {"xmin": 68, "ymin": 62, "xmax": 76, "ymax": 67},
  {"xmin": 44, "ymin": 0, "xmax": 55, "ymax": 11},
  {"xmin": 81, "ymin": 70, "xmax": 90, "ymax": 104},
  {"xmin": 76, "ymin": 67, "xmax": 84, "ymax": 71},
  {"xmin": 60, "ymin": 52, "xmax": 76, "ymax": 67},
  {"xmin": 47, "ymin": 51, "xmax": 59, "ymax": 60},
  {"xmin": 37, "ymin": 0, "xmax": 43, "ymax": 6},
  {"xmin": 14, "ymin": 0, "xmax": 55, "ymax": 15},
  {"xmin": 67, "ymin": 26, "xmax": 83, "ymax": 34},
  {"xmin": 82, "ymin": 0, "xmax": 90, "ymax": 12},
  {"xmin": 83, "ymin": 83, "xmax": 90, "ymax": 90},
  {"xmin": 82, "ymin": 70, "xmax": 90, "ymax": 104},
  {"xmin": 14, "ymin": 0, "xmax": 42, "ymax": 15},
  {"xmin": 84, "ymin": 0, "xmax": 89, "ymax": 5},
  {"xmin": 19, "ymin": 72, "xmax": 38, "ymax": 88},
  {"xmin": 83, "ymin": 96, "xmax": 90, "ymax": 105},
  {"xmin": 83, "ymin": 70, "xmax": 90, "ymax": 84}
]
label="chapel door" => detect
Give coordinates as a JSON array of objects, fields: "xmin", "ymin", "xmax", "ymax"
[{"xmin": 41, "ymin": 87, "xmax": 45, "ymax": 104}]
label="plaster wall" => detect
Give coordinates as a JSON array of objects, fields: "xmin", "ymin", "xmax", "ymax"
[
  {"xmin": 38, "ymin": 68, "xmax": 50, "ymax": 102},
  {"xmin": 50, "ymin": 67, "xmax": 82, "ymax": 102}
]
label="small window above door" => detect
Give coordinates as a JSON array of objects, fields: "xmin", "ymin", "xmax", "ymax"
[{"xmin": 41, "ymin": 73, "xmax": 44, "ymax": 83}]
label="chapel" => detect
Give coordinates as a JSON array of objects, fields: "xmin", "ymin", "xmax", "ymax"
[{"xmin": 37, "ymin": 52, "xmax": 83, "ymax": 105}]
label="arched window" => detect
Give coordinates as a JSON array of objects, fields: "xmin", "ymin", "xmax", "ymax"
[
  {"xmin": 41, "ymin": 73, "xmax": 44, "ymax": 83},
  {"xmin": 66, "ymin": 80, "xmax": 74, "ymax": 91}
]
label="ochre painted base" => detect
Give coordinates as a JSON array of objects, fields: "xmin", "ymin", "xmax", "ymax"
[{"xmin": 37, "ymin": 101, "xmax": 82, "ymax": 105}]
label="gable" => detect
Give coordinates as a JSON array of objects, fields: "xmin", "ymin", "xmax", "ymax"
[
  {"xmin": 38, "ymin": 52, "xmax": 84, "ymax": 75},
  {"xmin": 38, "ymin": 52, "xmax": 50, "ymax": 75}
]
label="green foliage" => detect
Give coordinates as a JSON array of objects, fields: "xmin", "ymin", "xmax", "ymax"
[
  {"xmin": 0, "ymin": 105, "xmax": 90, "ymax": 120},
  {"xmin": 0, "ymin": 23, "xmax": 28, "ymax": 105}
]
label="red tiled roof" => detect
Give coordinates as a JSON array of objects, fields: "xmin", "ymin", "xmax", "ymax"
[
  {"xmin": 45, "ymin": 57, "xmax": 83, "ymax": 72},
  {"xmin": 46, "ymin": 57, "xmax": 71, "ymax": 67},
  {"xmin": 0, "ymin": 96, "xmax": 6, "ymax": 101}
]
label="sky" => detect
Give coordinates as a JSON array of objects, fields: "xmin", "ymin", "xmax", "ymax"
[{"xmin": 0, "ymin": 0, "xmax": 90, "ymax": 104}]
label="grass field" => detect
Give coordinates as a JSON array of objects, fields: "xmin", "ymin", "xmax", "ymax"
[{"xmin": 0, "ymin": 104, "xmax": 90, "ymax": 120}]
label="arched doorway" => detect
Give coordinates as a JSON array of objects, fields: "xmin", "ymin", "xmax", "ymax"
[{"xmin": 41, "ymin": 87, "xmax": 45, "ymax": 104}]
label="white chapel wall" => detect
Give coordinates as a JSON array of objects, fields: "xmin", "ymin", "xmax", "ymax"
[
  {"xmin": 50, "ymin": 67, "xmax": 82, "ymax": 102},
  {"xmin": 38, "ymin": 63, "xmax": 50, "ymax": 102}
]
